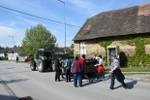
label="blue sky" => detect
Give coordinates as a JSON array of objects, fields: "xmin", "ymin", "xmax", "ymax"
[{"xmin": 0, "ymin": 0, "xmax": 150, "ymax": 47}]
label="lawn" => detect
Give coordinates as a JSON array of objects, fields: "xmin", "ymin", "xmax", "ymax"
[
  {"xmin": 121, "ymin": 67, "xmax": 150, "ymax": 72},
  {"xmin": 104, "ymin": 66, "xmax": 150, "ymax": 73}
]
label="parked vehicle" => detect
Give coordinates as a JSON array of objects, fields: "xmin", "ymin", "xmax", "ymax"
[
  {"xmin": 30, "ymin": 49, "xmax": 53, "ymax": 72},
  {"xmin": 84, "ymin": 58, "xmax": 98, "ymax": 81}
]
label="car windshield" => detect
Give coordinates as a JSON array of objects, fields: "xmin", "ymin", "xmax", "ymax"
[{"xmin": 37, "ymin": 50, "xmax": 51, "ymax": 58}]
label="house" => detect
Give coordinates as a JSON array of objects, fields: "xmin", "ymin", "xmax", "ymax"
[
  {"xmin": 73, "ymin": 2, "xmax": 150, "ymax": 66},
  {"xmin": 0, "ymin": 46, "xmax": 20, "ymax": 61},
  {"xmin": 6, "ymin": 46, "xmax": 19, "ymax": 61}
]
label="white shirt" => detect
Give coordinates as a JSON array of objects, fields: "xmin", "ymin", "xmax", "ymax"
[
  {"xmin": 98, "ymin": 58, "xmax": 103, "ymax": 65},
  {"xmin": 95, "ymin": 57, "xmax": 103, "ymax": 66}
]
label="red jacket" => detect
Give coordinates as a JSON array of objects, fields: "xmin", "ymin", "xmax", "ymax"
[{"xmin": 79, "ymin": 57, "xmax": 86, "ymax": 71}]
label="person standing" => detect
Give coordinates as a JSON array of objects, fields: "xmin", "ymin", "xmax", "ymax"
[
  {"xmin": 16, "ymin": 56, "xmax": 19, "ymax": 63},
  {"xmin": 55, "ymin": 58, "xmax": 61, "ymax": 82},
  {"xmin": 79, "ymin": 55, "xmax": 86, "ymax": 85},
  {"xmin": 65, "ymin": 57, "xmax": 72, "ymax": 82},
  {"xmin": 109, "ymin": 55, "xmax": 127, "ymax": 89},
  {"xmin": 59, "ymin": 58, "xmax": 65, "ymax": 80},
  {"xmin": 71, "ymin": 55, "xmax": 82, "ymax": 87},
  {"xmin": 95, "ymin": 55, "xmax": 105, "ymax": 80}
]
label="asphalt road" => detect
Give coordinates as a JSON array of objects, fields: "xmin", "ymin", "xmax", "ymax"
[{"xmin": 0, "ymin": 61, "xmax": 150, "ymax": 100}]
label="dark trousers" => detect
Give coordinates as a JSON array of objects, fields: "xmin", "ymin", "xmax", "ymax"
[
  {"xmin": 55, "ymin": 71, "xmax": 60, "ymax": 81},
  {"xmin": 73, "ymin": 72, "xmax": 82, "ymax": 87},
  {"xmin": 110, "ymin": 72, "xmax": 126, "ymax": 89},
  {"xmin": 66, "ymin": 69, "xmax": 71, "ymax": 82}
]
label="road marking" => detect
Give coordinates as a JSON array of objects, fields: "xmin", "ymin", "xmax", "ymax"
[{"xmin": 0, "ymin": 77, "xmax": 18, "ymax": 100}]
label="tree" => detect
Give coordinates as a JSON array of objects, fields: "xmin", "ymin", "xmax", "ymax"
[
  {"xmin": 21, "ymin": 24, "xmax": 56, "ymax": 56},
  {"xmin": 4, "ymin": 48, "xmax": 8, "ymax": 60},
  {"xmin": 66, "ymin": 47, "xmax": 74, "ymax": 58}
]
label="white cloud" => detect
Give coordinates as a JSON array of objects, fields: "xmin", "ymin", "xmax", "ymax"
[
  {"xmin": 0, "ymin": 26, "xmax": 25, "ymax": 47},
  {"xmin": 0, "ymin": 26, "xmax": 16, "ymax": 36},
  {"xmin": 69, "ymin": 0, "xmax": 94, "ymax": 9},
  {"xmin": 68, "ymin": 0, "xmax": 98, "ymax": 15}
]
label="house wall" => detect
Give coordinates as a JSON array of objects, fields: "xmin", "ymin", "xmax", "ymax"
[
  {"xmin": 74, "ymin": 42, "xmax": 106, "ymax": 58},
  {"xmin": 74, "ymin": 35, "xmax": 150, "ymax": 66},
  {"xmin": 145, "ymin": 44, "xmax": 150, "ymax": 54},
  {"xmin": 110, "ymin": 41, "xmax": 136, "ymax": 57},
  {"xmin": 85, "ymin": 42, "xmax": 106, "ymax": 58},
  {"xmin": 74, "ymin": 43, "xmax": 80, "ymax": 56},
  {"xmin": 74, "ymin": 41, "xmax": 137, "ymax": 58}
]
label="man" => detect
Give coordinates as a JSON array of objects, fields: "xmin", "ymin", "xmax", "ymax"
[
  {"xmin": 55, "ymin": 58, "xmax": 61, "ymax": 82},
  {"xmin": 109, "ymin": 55, "xmax": 127, "ymax": 89}
]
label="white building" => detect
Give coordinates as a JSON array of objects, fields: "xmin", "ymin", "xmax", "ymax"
[{"xmin": 7, "ymin": 53, "xmax": 19, "ymax": 61}]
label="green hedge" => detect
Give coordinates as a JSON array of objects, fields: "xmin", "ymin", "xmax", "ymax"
[{"xmin": 99, "ymin": 36, "xmax": 150, "ymax": 67}]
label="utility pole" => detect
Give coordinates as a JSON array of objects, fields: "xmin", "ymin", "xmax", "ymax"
[{"xmin": 57, "ymin": 0, "xmax": 66, "ymax": 53}]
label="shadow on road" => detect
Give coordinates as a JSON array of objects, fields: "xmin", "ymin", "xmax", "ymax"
[
  {"xmin": 7, "ymin": 67, "xmax": 16, "ymax": 69},
  {"xmin": 82, "ymin": 79, "xmax": 105, "ymax": 87},
  {"xmin": 114, "ymin": 80, "xmax": 138, "ymax": 90},
  {"xmin": 0, "ymin": 94, "xmax": 18, "ymax": 100},
  {"xmin": 0, "ymin": 78, "xmax": 29, "ymax": 84},
  {"xmin": 126, "ymin": 80, "xmax": 138, "ymax": 89},
  {"xmin": 82, "ymin": 75, "xmax": 110, "ymax": 87},
  {"xmin": 0, "ymin": 95, "xmax": 33, "ymax": 100},
  {"xmin": 19, "ymin": 96, "xmax": 33, "ymax": 100}
]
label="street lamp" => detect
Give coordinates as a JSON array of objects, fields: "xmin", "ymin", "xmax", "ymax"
[{"xmin": 57, "ymin": 0, "xmax": 66, "ymax": 53}]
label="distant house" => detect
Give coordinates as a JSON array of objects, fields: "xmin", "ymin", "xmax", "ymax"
[
  {"xmin": 0, "ymin": 46, "xmax": 20, "ymax": 61},
  {"xmin": 8, "ymin": 46, "xmax": 21, "ymax": 61},
  {"xmin": 73, "ymin": 2, "xmax": 150, "ymax": 66}
]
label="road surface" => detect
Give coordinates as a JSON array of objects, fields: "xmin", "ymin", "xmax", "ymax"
[{"xmin": 0, "ymin": 61, "xmax": 150, "ymax": 100}]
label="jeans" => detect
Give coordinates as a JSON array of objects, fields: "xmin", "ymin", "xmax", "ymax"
[{"xmin": 73, "ymin": 72, "xmax": 82, "ymax": 87}]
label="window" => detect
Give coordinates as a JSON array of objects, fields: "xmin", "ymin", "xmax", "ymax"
[{"xmin": 79, "ymin": 42, "xmax": 86, "ymax": 55}]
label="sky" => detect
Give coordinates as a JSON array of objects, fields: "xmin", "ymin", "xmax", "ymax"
[{"xmin": 0, "ymin": 0, "xmax": 150, "ymax": 47}]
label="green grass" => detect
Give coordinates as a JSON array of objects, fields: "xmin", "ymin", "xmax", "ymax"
[
  {"xmin": 121, "ymin": 67, "xmax": 150, "ymax": 72},
  {"xmin": 104, "ymin": 67, "xmax": 150, "ymax": 73}
]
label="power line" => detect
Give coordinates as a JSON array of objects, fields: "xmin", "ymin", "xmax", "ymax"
[
  {"xmin": 0, "ymin": 4, "xmax": 80, "ymax": 28},
  {"xmin": 57, "ymin": 0, "xmax": 65, "ymax": 4}
]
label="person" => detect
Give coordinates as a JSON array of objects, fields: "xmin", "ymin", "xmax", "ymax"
[
  {"xmin": 79, "ymin": 54, "xmax": 86, "ymax": 85},
  {"xmin": 55, "ymin": 58, "xmax": 61, "ymax": 82},
  {"xmin": 65, "ymin": 57, "xmax": 72, "ymax": 82},
  {"xmin": 16, "ymin": 56, "xmax": 19, "ymax": 63},
  {"xmin": 95, "ymin": 55, "xmax": 105, "ymax": 80},
  {"xmin": 109, "ymin": 55, "xmax": 127, "ymax": 89},
  {"xmin": 71, "ymin": 55, "xmax": 82, "ymax": 87},
  {"xmin": 59, "ymin": 58, "xmax": 65, "ymax": 80}
]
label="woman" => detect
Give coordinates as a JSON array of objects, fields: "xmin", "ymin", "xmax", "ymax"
[
  {"xmin": 71, "ymin": 55, "xmax": 82, "ymax": 87},
  {"xmin": 95, "ymin": 55, "xmax": 105, "ymax": 80}
]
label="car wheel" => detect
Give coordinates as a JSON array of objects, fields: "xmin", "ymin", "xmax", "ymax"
[{"xmin": 30, "ymin": 62, "xmax": 36, "ymax": 71}]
